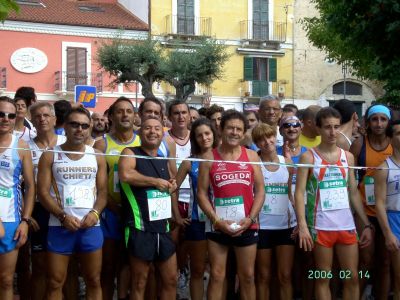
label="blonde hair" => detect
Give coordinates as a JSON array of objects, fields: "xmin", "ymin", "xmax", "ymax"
[{"xmin": 252, "ymin": 123, "xmax": 276, "ymax": 144}]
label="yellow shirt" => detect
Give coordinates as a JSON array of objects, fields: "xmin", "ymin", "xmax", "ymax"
[
  {"xmin": 299, "ymin": 133, "xmax": 321, "ymax": 148},
  {"xmin": 104, "ymin": 133, "xmax": 141, "ymax": 204}
]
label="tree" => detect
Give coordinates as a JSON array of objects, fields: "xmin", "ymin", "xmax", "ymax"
[
  {"xmin": 303, "ymin": 0, "xmax": 400, "ymax": 104},
  {"xmin": 97, "ymin": 38, "xmax": 229, "ymax": 101},
  {"xmin": 0, "ymin": 0, "xmax": 19, "ymax": 22}
]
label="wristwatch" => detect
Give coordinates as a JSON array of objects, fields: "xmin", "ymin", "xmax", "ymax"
[
  {"xmin": 57, "ymin": 212, "xmax": 67, "ymax": 224},
  {"xmin": 21, "ymin": 217, "xmax": 32, "ymax": 226}
]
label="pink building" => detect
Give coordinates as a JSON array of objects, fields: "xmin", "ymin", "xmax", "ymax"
[{"xmin": 0, "ymin": 0, "xmax": 148, "ymax": 112}]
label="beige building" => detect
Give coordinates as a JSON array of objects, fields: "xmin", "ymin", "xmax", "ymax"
[{"xmin": 292, "ymin": 0, "xmax": 383, "ymax": 115}]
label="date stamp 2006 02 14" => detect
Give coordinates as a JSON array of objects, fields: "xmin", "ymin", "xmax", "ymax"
[{"xmin": 308, "ymin": 269, "xmax": 370, "ymax": 280}]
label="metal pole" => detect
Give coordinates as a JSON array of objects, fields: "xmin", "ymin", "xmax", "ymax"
[
  {"xmin": 342, "ymin": 61, "xmax": 347, "ymax": 99},
  {"xmin": 135, "ymin": 81, "xmax": 138, "ymax": 108}
]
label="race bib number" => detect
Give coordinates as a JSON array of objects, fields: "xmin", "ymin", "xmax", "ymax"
[
  {"xmin": 113, "ymin": 164, "xmax": 120, "ymax": 193},
  {"xmin": 63, "ymin": 185, "xmax": 95, "ymax": 208},
  {"xmin": 364, "ymin": 176, "xmax": 375, "ymax": 205},
  {"xmin": 0, "ymin": 187, "xmax": 14, "ymax": 222},
  {"xmin": 319, "ymin": 179, "xmax": 350, "ymax": 211},
  {"xmin": 262, "ymin": 185, "xmax": 289, "ymax": 215},
  {"xmin": 147, "ymin": 190, "xmax": 172, "ymax": 221},
  {"xmin": 214, "ymin": 196, "xmax": 245, "ymax": 223}
]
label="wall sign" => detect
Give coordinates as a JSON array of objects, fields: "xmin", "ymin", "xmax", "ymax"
[{"xmin": 10, "ymin": 48, "xmax": 48, "ymax": 73}]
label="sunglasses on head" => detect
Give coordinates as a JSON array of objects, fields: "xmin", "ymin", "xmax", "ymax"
[
  {"xmin": 282, "ymin": 122, "xmax": 301, "ymax": 129},
  {"xmin": 0, "ymin": 111, "xmax": 17, "ymax": 120},
  {"xmin": 68, "ymin": 121, "xmax": 90, "ymax": 130}
]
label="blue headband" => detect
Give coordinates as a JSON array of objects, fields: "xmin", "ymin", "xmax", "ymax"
[{"xmin": 367, "ymin": 105, "xmax": 391, "ymax": 119}]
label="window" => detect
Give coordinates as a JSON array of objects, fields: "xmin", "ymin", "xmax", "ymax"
[
  {"xmin": 66, "ymin": 47, "xmax": 87, "ymax": 91},
  {"xmin": 244, "ymin": 57, "xmax": 277, "ymax": 96},
  {"xmin": 16, "ymin": 0, "xmax": 45, "ymax": 7},
  {"xmin": 333, "ymin": 81, "xmax": 362, "ymax": 95},
  {"xmin": 253, "ymin": 0, "xmax": 269, "ymax": 40},
  {"xmin": 177, "ymin": 0, "xmax": 194, "ymax": 35},
  {"xmin": 79, "ymin": 6, "xmax": 105, "ymax": 12}
]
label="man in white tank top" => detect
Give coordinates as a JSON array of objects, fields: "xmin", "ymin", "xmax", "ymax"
[
  {"xmin": 0, "ymin": 96, "xmax": 35, "ymax": 300},
  {"xmin": 375, "ymin": 120, "xmax": 400, "ymax": 299},
  {"xmin": 37, "ymin": 107, "xmax": 107, "ymax": 300},
  {"xmin": 295, "ymin": 107, "xmax": 373, "ymax": 300}
]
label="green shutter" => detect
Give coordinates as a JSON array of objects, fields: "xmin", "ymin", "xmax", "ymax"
[
  {"xmin": 244, "ymin": 57, "xmax": 253, "ymax": 81},
  {"xmin": 268, "ymin": 58, "xmax": 277, "ymax": 82}
]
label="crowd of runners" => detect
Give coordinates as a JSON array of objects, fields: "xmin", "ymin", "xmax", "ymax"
[{"xmin": 0, "ymin": 86, "xmax": 400, "ymax": 300}]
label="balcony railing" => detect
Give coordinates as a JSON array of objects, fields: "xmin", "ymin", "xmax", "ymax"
[
  {"xmin": 242, "ymin": 80, "xmax": 278, "ymax": 98},
  {"xmin": 240, "ymin": 20, "xmax": 286, "ymax": 42},
  {"xmin": 0, "ymin": 67, "xmax": 6, "ymax": 89},
  {"xmin": 55, "ymin": 71, "xmax": 103, "ymax": 93},
  {"xmin": 164, "ymin": 15, "xmax": 212, "ymax": 37},
  {"xmin": 193, "ymin": 83, "xmax": 212, "ymax": 96}
]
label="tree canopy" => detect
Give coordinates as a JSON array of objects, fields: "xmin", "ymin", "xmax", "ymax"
[
  {"xmin": 304, "ymin": 0, "xmax": 400, "ymax": 104},
  {"xmin": 0, "ymin": 0, "xmax": 19, "ymax": 22},
  {"xmin": 97, "ymin": 38, "xmax": 229, "ymax": 101}
]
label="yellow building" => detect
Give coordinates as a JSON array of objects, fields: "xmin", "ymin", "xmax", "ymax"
[{"xmin": 150, "ymin": 0, "xmax": 294, "ymax": 110}]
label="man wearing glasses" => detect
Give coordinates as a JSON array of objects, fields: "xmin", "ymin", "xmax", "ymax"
[
  {"xmin": 258, "ymin": 95, "xmax": 284, "ymax": 147},
  {"xmin": 0, "ymin": 96, "xmax": 35, "ymax": 300},
  {"xmin": 37, "ymin": 107, "xmax": 107, "ymax": 300}
]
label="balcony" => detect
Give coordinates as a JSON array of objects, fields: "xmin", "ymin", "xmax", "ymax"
[
  {"xmin": 242, "ymin": 80, "xmax": 278, "ymax": 98},
  {"xmin": 54, "ymin": 71, "xmax": 103, "ymax": 94},
  {"xmin": 163, "ymin": 15, "xmax": 212, "ymax": 38},
  {"xmin": 240, "ymin": 20, "xmax": 286, "ymax": 43},
  {"xmin": 0, "ymin": 67, "xmax": 6, "ymax": 90}
]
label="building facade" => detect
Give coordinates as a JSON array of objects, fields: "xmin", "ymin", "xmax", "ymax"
[
  {"xmin": 0, "ymin": 0, "xmax": 148, "ymax": 112},
  {"xmin": 150, "ymin": 0, "xmax": 294, "ymax": 111}
]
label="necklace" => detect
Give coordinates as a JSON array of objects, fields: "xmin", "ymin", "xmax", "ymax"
[{"xmin": 169, "ymin": 130, "xmax": 188, "ymax": 141}]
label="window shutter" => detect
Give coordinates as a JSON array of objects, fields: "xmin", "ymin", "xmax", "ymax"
[
  {"xmin": 268, "ymin": 58, "xmax": 277, "ymax": 82},
  {"xmin": 244, "ymin": 57, "xmax": 254, "ymax": 81}
]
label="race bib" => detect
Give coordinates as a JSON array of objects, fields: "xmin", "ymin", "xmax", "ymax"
[
  {"xmin": 214, "ymin": 196, "xmax": 245, "ymax": 223},
  {"xmin": 147, "ymin": 190, "xmax": 172, "ymax": 221},
  {"xmin": 262, "ymin": 185, "xmax": 289, "ymax": 215},
  {"xmin": 364, "ymin": 176, "xmax": 375, "ymax": 205},
  {"xmin": 197, "ymin": 205, "xmax": 207, "ymax": 222},
  {"xmin": 113, "ymin": 164, "xmax": 120, "ymax": 193},
  {"xmin": 0, "ymin": 187, "xmax": 14, "ymax": 222},
  {"xmin": 63, "ymin": 185, "xmax": 95, "ymax": 208},
  {"xmin": 319, "ymin": 179, "xmax": 350, "ymax": 211}
]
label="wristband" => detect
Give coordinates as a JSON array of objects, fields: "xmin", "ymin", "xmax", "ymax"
[
  {"xmin": 21, "ymin": 217, "xmax": 32, "ymax": 226},
  {"xmin": 363, "ymin": 223, "xmax": 374, "ymax": 231},
  {"xmin": 57, "ymin": 212, "xmax": 67, "ymax": 224},
  {"xmin": 90, "ymin": 209, "xmax": 100, "ymax": 221},
  {"xmin": 212, "ymin": 216, "xmax": 220, "ymax": 226}
]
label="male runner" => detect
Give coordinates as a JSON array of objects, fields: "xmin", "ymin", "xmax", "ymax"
[{"xmin": 38, "ymin": 107, "xmax": 107, "ymax": 300}]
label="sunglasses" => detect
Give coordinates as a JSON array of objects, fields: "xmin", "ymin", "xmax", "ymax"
[
  {"xmin": 282, "ymin": 122, "xmax": 301, "ymax": 129},
  {"xmin": 0, "ymin": 111, "xmax": 17, "ymax": 120},
  {"xmin": 68, "ymin": 121, "xmax": 90, "ymax": 130}
]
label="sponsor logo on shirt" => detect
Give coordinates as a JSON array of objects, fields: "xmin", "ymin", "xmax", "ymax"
[
  {"xmin": 0, "ymin": 160, "xmax": 10, "ymax": 169},
  {"xmin": 216, "ymin": 162, "xmax": 226, "ymax": 171},
  {"xmin": 213, "ymin": 171, "xmax": 251, "ymax": 187},
  {"xmin": 238, "ymin": 163, "xmax": 249, "ymax": 170}
]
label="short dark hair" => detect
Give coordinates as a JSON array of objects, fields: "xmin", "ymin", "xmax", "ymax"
[
  {"xmin": 190, "ymin": 118, "xmax": 218, "ymax": 155},
  {"xmin": 0, "ymin": 96, "xmax": 16, "ymax": 109},
  {"xmin": 198, "ymin": 107, "xmax": 208, "ymax": 117},
  {"xmin": 54, "ymin": 100, "xmax": 72, "ymax": 127},
  {"xmin": 303, "ymin": 105, "xmax": 321, "ymax": 122},
  {"xmin": 387, "ymin": 120, "xmax": 400, "ymax": 138},
  {"xmin": 333, "ymin": 99, "xmax": 356, "ymax": 124},
  {"xmin": 244, "ymin": 110, "xmax": 259, "ymax": 121},
  {"xmin": 315, "ymin": 107, "xmax": 342, "ymax": 127},
  {"xmin": 220, "ymin": 109, "xmax": 249, "ymax": 132},
  {"xmin": 167, "ymin": 100, "xmax": 189, "ymax": 117},
  {"xmin": 108, "ymin": 96, "xmax": 134, "ymax": 116},
  {"xmin": 283, "ymin": 103, "xmax": 298, "ymax": 114},
  {"xmin": 14, "ymin": 96, "xmax": 29, "ymax": 106},
  {"xmin": 14, "ymin": 86, "xmax": 36, "ymax": 107},
  {"xmin": 206, "ymin": 104, "xmax": 224, "ymax": 119},
  {"xmin": 138, "ymin": 97, "xmax": 163, "ymax": 116},
  {"xmin": 64, "ymin": 107, "xmax": 91, "ymax": 123}
]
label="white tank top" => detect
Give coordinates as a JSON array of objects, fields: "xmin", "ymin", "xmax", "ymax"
[
  {"xmin": 49, "ymin": 145, "xmax": 98, "ymax": 226},
  {"xmin": 385, "ymin": 158, "xmax": 400, "ymax": 211},
  {"xmin": 308, "ymin": 148, "xmax": 355, "ymax": 230},
  {"xmin": 0, "ymin": 135, "xmax": 22, "ymax": 222},
  {"xmin": 259, "ymin": 155, "xmax": 297, "ymax": 229},
  {"xmin": 175, "ymin": 138, "xmax": 191, "ymax": 203}
]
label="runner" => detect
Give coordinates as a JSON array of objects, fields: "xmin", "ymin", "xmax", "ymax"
[
  {"xmin": 93, "ymin": 96, "xmax": 140, "ymax": 300},
  {"xmin": 258, "ymin": 95, "xmax": 284, "ymax": 146},
  {"xmin": 118, "ymin": 116, "xmax": 178, "ymax": 300},
  {"xmin": 91, "ymin": 112, "xmax": 107, "ymax": 140},
  {"xmin": 295, "ymin": 107, "xmax": 373, "ymax": 300},
  {"xmin": 350, "ymin": 104, "xmax": 392, "ymax": 298},
  {"xmin": 375, "ymin": 119, "xmax": 400, "ymax": 299},
  {"xmin": 0, "ymin": 96, "xmax": 35, "ymax": 300},
  {"xmin": 333, "ymin": 99, "xmax": 359, "ymax": 151},
  {"xmin": 13, "ymin": 97, "xmax": 36, "ymax": 142},
  {"xmin": 197, "ymin": 110, "xmax": 265, "ymax": 300},
  {"xmin": 37, "ymin": 107, "xmax": 107, "ymax": 300},
  {"xmin": 175, "ymin": 118, "xmax": 218, "ymax": 300},
  {"xmin": 299, "ymin": 105, "xmax": 321, "ymax": 148},
  {"xmin": 252, "ymin": 123, "xmax": 297, "ymax": 300},
  {"xmin": 28, "ymin": 102, "xmax": 66, "ymax": 300}
]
